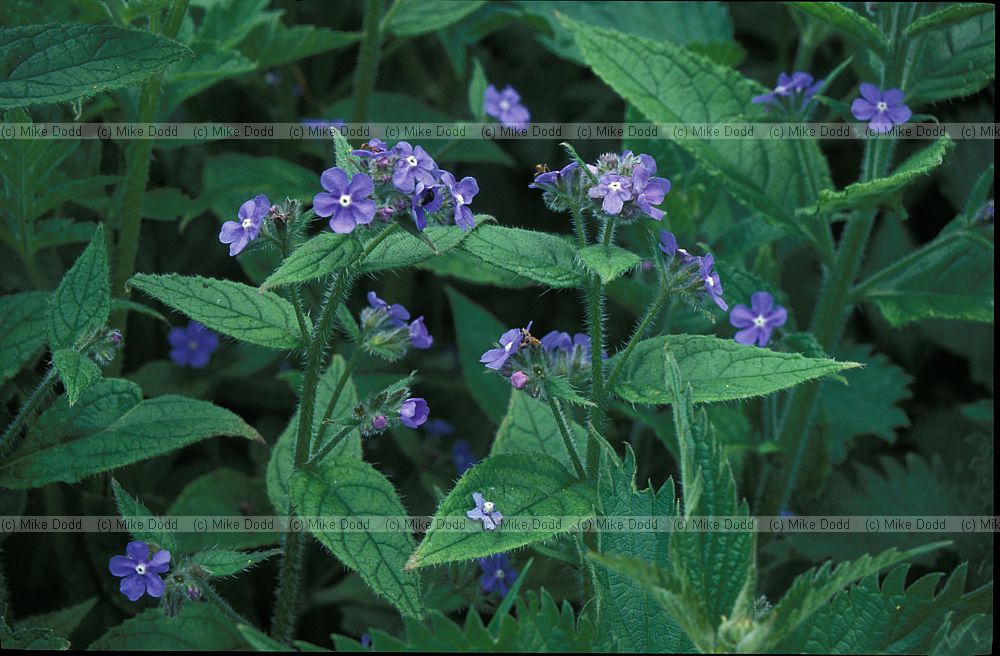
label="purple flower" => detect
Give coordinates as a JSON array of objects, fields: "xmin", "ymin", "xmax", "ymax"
[
  {"xmin": 367, "ymin": 291, "xmax": 410, "ymax": 328},
  {"xmin": 109, "ymin": 541, "xmax": 170, "ymax": 602},
  {"xmin": 540, "ymin": 330, "xmax": 572, "ymax": 353},
  {"xmin": 753, "ymin": 71, "xmax": 820, "ymax": 108},
  {"xmin": 408, "ymin": 316, "xmax": 433, "ymax": 349},
  {"xmin": 977, "ymin": 199, "xmax": 994, "ymax": 222},
  {"xmin": 851, "ymin": 83, "xmax": 911, "ymax": 134},
  {"xmin": 484, "ymin": 84, "xmax": 530, "ymax": 128},
  {"xmin": 425, "ymin": 419, "xmax": 455, "ymax": 437},
  {"xmin": 391, "ymin": 142, "xmax": 437, "ymax": 192},
  {"xmin": 314, "ymin": 168, "xmax": 376, "ymax": 233},
  {"xmin": 730, "ymin": 291, "xmax": 787, "ymax": 347},
  {"xmin": 399, "ymin": 398, "xmax": 429, "ymax": 429},
  {"xmin": 168, "ymin": 322, "xmax": 219, "ymax": 368},
  {"xmin": 699, "ymin": 254, "xmax": 727, "ymax": 311},
  {"xmin": 658, "ymin": 230, "xmax": 697, "ymax": 265},
  {"xmin": 632, "ymin": 166, "xmax": 671, "ymax": 220},
  {"xmin": 352, "ymin": 138, "xmax": 389, "ymax": 158},
  {"xmin": 466, "ymin": 492, "xmax": 502, "ymax": 531},
  {"xmin": 529, "ymin": 161, "xmax": 578, "ymax": 191},
  {"xmin": 411, "ymin": 181, "xmax": 443, "ymax": 231},
  {"xmin": 588, "ymin": 173, "xmax": 633, "ymax": 215},
  {"xmin": 440, "ymin": 172, "xmax": 479, "ymax": 231},
  {"xmin": 477, "ymin": 553, "xmax": 518, "ymax": 597},
  {"xmin": 452, "ymin": 439, "xmax": 476, "ymax": 474},
  {"xmin": 572, "ymin": 333, "xmax": 591, "ymax": 354},
  {"xmin": 510, "ymin": 371, "xmax": 528, "ymax": 389},
  {"xmin": 360, "ymin": 633, "xmax": 371, "ymax": 649},
  {"xmin": 479, "ymin": 328, "xmax": 523, "ymax": 370},
  {"xmin": 372, "ymin": 415, "xmax": 388, "ymax": 431},
  {"xmin": 219, "ymin": 194, "xmax": 269, "ymax": 256}
]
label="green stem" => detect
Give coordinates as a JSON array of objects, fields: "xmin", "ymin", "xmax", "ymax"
[
  {"xmin": 545, "ymin": 394, "xmax": 586, "ymax": 479},
  {"xmin": 349, "ymin": 0, "xmax": 384, "ymax": 124},
  {"xmin": 0, "ymin": 367, "xmax": 58, "ymax": 459},
  {"xmin": 605, "ymin": 276, "xmax": 669, "ymax": 393},
  {"xmin": 307, "ymin": 424, "xmax": 357, "ymax": 467},
  {"xmin": 313, "ymin": 347, "xmax": 360, "ymax": 449},
  {"xmin": 271, "ymin": 529, "xmax": 305, "ymax": 643}
]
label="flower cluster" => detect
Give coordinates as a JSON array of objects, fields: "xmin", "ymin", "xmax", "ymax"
[
  {"xmin": 752, "ymin": 71, "xmax": 822, "ymax": 114},
  {"xmin": 479, "ymin": 323, "xmax": 596, "ymax": 397},
  {"xmin": 350, "ymin": 376, "xmax": 431, "ymax": 439},
  {"xmin": 531, "ymin": 151, "xmax": 670, "ymax": 222},
  {"xmin": 358, "ymin": 292, "xmax": 433, "ymax": 361},
  {"xmin": 312, "ymin": 139, "xmax": 480, "ymax": 234},
  {"xmin": 729, "ymin": 291, "xmax": 787, "ymax": 347},
  {"xmin": 659, "ymin": 231, "xmax": 727, "ymax": 311},
  {"xmin": 484, "ymin": 84, "xmax": 531, "ymax": 129},
  {"xmin": 168, "ymin": 321, "xmax": 219, "ymax": 368},
  {"xmin": 851, "ymin": 83, "xmax": 911, "ymax": 134}
]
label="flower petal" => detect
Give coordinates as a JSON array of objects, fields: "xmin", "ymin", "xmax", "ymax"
[
  {"xmin": 126, "ymin": 541, "xmax": 149, "ymax": 562},
  {"xmin": 120, "ymin": 573, "xmax": 146, "ymax": 601},
  {"xmin": 729, "ymin": 304, "xmax": 755, "ymax": 328},
  {"xmin": 320, "ymin": 167, "xmax": 349, "ymax": 194},
  {"xmin": 859, "ymin": 82, "xmax": 882, "ymax": 103},
  {"xmin": 750, "ymin": 291, "xmax": 774, "ymax": 315},
  {"xmin": 109, "ymin": 556, "xmax": 136, "ymax": 577},
  {"xmin": 734, "ymin": 326, "xmax": 760, "ymax": 346}
]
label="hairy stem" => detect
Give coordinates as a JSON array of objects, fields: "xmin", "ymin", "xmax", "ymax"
[
  {"xmin": 313, "ymin": 348, "xmax": 361, "ymax": 449},
  {"xmin": 349, "ymin": 0, "xmax": 385, "ymax": 124},
  {"xmin": 307, "ymin": 424, "xmax": 357, "ymax": 467},
  {"xmin": 270, "ymin": 529, "xmax": 305, "ymax": 643},
  {"xmin": 546, "ymin": 394, "xmax": 586, "ymax": 479},
  {"xmin": 0, "ymin": 367, "xmax": 58, "ymax": 460}
]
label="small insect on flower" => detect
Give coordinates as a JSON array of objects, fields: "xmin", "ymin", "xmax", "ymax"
[
  {"xmin": 219, "ymin": 194, "xmax": 269, "ymax": 256},
  {"xmin": 480, "ymin": 327, "xmax": 524, "ymax": 370},
  {"xmin": 477, "ymin": 553, "xmax": 519, "ymax": 597},
  {"xmin": 313, "ymin": 168, "xmax": 377, "ymax": 233},
  {"xmin": 851, "ymin": 83, "xmax": 912, "ymax": 134},
  {"xmin": 730, "ymin": 291, "xmax": 787, "ymax": 347},
  {"xmin": 168, "ymin": 322, "xmax": 219, "ymax": 368},
  {"xmin": 467, "ymin": 492, "xmax": 503, "ymax": 531},
  {"xmin": 109, "ymin": 541, "xmax": 171, "ymax": 601}
]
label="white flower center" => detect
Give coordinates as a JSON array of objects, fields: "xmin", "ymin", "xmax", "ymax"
[
  {"xmin": 496, "ymin": 569, "xmax": 505, "ymax": 578},
  {"xmin": 406, "ymin": 155, "xmax": 418, "ymax": 167},
  {"xmin": 499, "ymin": 100, "xmax": 510, "ymax": 111},
  {"xmin": 609, "ymin": 181, "xmax": 622, "ymax": 192},
  {"xmin": 876, "ymin": 101, "xmax": 888, "ymax": 112},
  {"xmin": 135, "ymin": 563, "xmax": 147, "ymax": 575},
  {"xmin": 482, "ymin": 501, "xmax": 495, "ymax": 513},
  {"xmin": 188, "ymin": 340, "xmax": 199, "ymax": 350},
  {"xmin": 775, "ymin": 85, "xmax": 787, "ymax": 94},
  {"xmin": 753, "ymin": 315, "xmax": 766, "ymax": 327},
  {"xmin": 339, "ymin": 194, "xmax": 352, "ymax": 207},
  {"xmin": 241, "ymin": 217, "xmax": 253, "ymax": 229},
  {"xmin": 705, "ymin": 277, "xmax": 715, "ymax": 287},
  {"xmin": 454, "ymin": 193, "xmax": 465, "ymax": 205},
  {"xmin": 504, "ymin": 341, "xmax": 514, "ymax": 352}
]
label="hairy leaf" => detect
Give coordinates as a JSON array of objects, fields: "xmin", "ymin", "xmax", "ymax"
[
  {"xmin": 0, "ymin": 291, "xmax": 48, "ymax": 382},
  {"xmin": 189, "ymin": 548, "xmax": 283, "ymax": 578},
  {"xmin": 261, "ymin": 233, "xmax": 361, "ymax": 289},
  {"xmin": 577, "ymin": 243, "xmax": 642, "ymax": 284},
  {"xmin": 51, "ymin": 349, "xmax": 101, "ymax": 407},
  {"xmin": 46, "ymin": 224, "xmax": 109, "ymax": 351},
  {"xmin": 491, "ymin": 392, "xmax": 587, "ymax": 474},
  {"xmin": 89, "ymin": 604, "xmax": 247, "ymax": 650},
  {"xmin": 462, "ymin": 225, "xmax": 584, "ymax": 288},
  {"xmin": 790, "ymin": 2, "xmax": 888, "ymax": 53}
]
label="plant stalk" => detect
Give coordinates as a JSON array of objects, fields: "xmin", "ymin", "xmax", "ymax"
[{"xmin": 349, "ymin": 0, "xmax": 385, "ymax": 124}]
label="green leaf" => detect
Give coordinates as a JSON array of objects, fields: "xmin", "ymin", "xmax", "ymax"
[
  {"xmin": 15, "ymin": 597, "xmax": 96, "ymax": 639},
  {"xmin": 266, "ymin": 355, "xmax": 361, "ymax": 515},
  {"xmin": 468, "ymin": 57, "xmax": 488, "ymax": 121},
  {"xmin": 462, "ymin": 225, "xmax": 584, "ymax": 288},
  {"xmin": 908, "ymin": 11, "xmax": 995, "ymax": 103},
  {"xmin": 128, "ymin": 273, "xmax": 308, "ymax": 350},
  {"xmin": 189, "ymin": 548, "xmax": 282, "ymax": 578},
  {"xmin": 51, "ymin": 349, "xmax": 101, "ymax": 406},
  {"xmin": 0, "ymin": 396, "xmax": 261, "ymax": 489},
  {"xmin": 577, "ymin": 244, "xmax": 642, "ymax": 284},
  {"xmin": 904, "ymin": 3, "xmax": 996, "ymax": 39},
  {"xmin": 24, "ymin": 378, "xmax": 142, "ymax": 449},
  {"xmin": 386, "ymin": 0, "xmax": 485, "ymax": 36},
  {"xmin": 239, "ymin": 19, "xmax": 360, "ymax": 68},
  {"xmin": 89, "ymin": 604, "xmax": 248, "ymax": 650},
  {"xmin": 762, "ymin": 543, "xmax": 953, "ymax": 650},
  {"xmin": 110, "ymin": 298, "xmax": 169, "ymax": 324},
  {"xmin": 0, "ymin": 24, "xmax": 191, "ymax": 110},
  {"xmin": 0, "ymin": 291, "xmax": 47, "ymax": 382},
  {"xmin": 855, "ymin": 220, "xmax": 994, "ymax": 326},
  {"xmin": 562, "ymin": 18, "xmax": 833, "ymax": 251},
  {"xmin": 405, "ymin": 453, "xmax": 595, "ymax": 570},
  {"xmin": 609, "ymin": 334, "xmax": 858, "ymax": 404},
  {"xmin": 290, "ymin": 459, "xmax": 425, "ymax": 619},
  {"xmin": 194, "ymin": 153, "xmax": 317, "ymax": 227},
  {"xmin": 30, "ymin": 218, "xmax": 96, "ymax": 252},
  {"xmin": 0, "ymin": 618, "xmax": 69, "ymax": 650},
  {"xmin": 418, "ymin": 247, "xmax": 533, "ymax": 288},
  {"xmin": 444, "ymin": 287, "xmax": 511, "ymax": 423},
  {"xmin": 167, "ymin": 469, "xmax": 278, "ymax": 551},
  {"xmin": 790, "ymin": 2, "xmax": 889, "ymax": 53},
  {"xmin": 261, "ymin": 233, "xmax": 361, "ymax": 289},
  {"xmin": 159, "ymin": 50, "xmax": 256, "ymax": 117},
  {"xmin": 361, "ymin": 225, "xmax": 472, "ymax": 273},
  {"xmin": 491, "ymin": 393, "xmax": 587, "ymax": 474},
  {"xmin": 111, "ymin": 479, "xmax": 179, "ymax": 552},
  {"xmin": 805, "ymin": 137, "xmax": 954, "ymax": 215},
  {"xmin": 46, "ymin": 224, "xmax": 109, "ymax": 351}
]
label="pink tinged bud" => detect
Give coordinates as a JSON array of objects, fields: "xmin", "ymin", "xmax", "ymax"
[
  {"xmin": 510, "ymin": 371, "xmax": 528, "ymax": 389},
  {"xmin": 372, "ymin": 415, "xmax": 389, "ymax": 430}
]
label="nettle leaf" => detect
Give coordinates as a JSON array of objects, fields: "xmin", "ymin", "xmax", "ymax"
[
  {"xmin": 855, "ymin": 220, "xmax": 994, "ymax": 326},
  {"xmin": 290, "ymin": 459, "xmax": 425, "ymax": 619},
  {"xmin": 189, "ymin": 548, "xmax": 282, "ymax": 578},
  {"xmin": 905, "ymin": 3, "xmax": 996, "ymax": 39},
  {"xmin": 46, "ymin": 224, "xmax": 109, "ymax": 351},
  {"xmin": 804, "ymin": 137, "xmax": 954, "ymax": 215},
  {"xmin": 89, "ymin": 604, "xmax": 247, "ymax": 650},
  {"xmin": 577, "ymin": 243, "xmax": 642, "ymax": 284},
  {"xmin": 491, "ymin": 393, "xmax": 587, "ymax": 475},
  {"xmin": 609, "ymin": 335, "xmax": 857, "ymax": 404},
  {"xmin": 444, "ymin": 287, "xmax": 511, "ymax": 423},
  {"xmin": 563, "ymin": 18, "xmax": 833, "ymax": 251},
  {"xmin": 0, "ymin": 396, "xmax": 261, "ymax": 489},
  {"xmin": 267, "ymin": 354, "xmax": 361, "ymax": 515},
  {"xmin": 386, "ymin": 0, "xmax": 485, "ymax": 37},
  {"xmin": 790, "ymin": 2, "xmax": 889, "ymax": 54},
  {"xmin": 168, "ymin": 469, "xmax": 278, "ymax": 552},
  {"xmin": 462, "ymin": 225, "xmax": 584, "ymax": 288},
  {"xmin": 929, "ymin": 612, "xmax": 994, "ymax": 656},
  {"xmin": 592, "ymin": 448, "xmax": 692, "ymax": 653},
  {"xmin": 129, "ymin": 273, "xmax": 308, "ymax": 350},
  {"xmin": 405, "ymin": 453, "xmax": 595, "ymax": 570},
  {"xmin": 761, "ymin": 542, "xmax": 952, "ymax": 650},
  {"xmin": 51, "ymin": 349, "xmax": 101, "ymax": 407},
  {"xmin": 908, "ymin": 10, "xmax": 995, "ymax": 103},
  {"xmin": 261, "ymin": 233, "xmax": 361, "ymax": 289},
  {"xmin": 111, "ymin": 479, "xmax": 179, "ymax": 553},
  {"xmin": 0, "ymin": 291, "xmax": 47, "ymax": 382},
  {"xmin": 0, "ymin": 24, "xmax": 191, "ymax": 109},
  {"xmin": 15, "ymin": 597, "xmax": 96, "ymax": 640},
  {"xmin": 822, "ymin": 343, "xmax": 912, "ymax": 464},
  {"xmin": 361, "ymin": 224, "xmax": 473, "ymax": 273}
]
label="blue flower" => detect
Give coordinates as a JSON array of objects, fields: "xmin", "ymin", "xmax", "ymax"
[
  {"xmin": 440, "ymin": 172, "xmax": 479, "ymax": 231},
  {"xmin": 730, "ymin": 292, "xmax": 787, "ymax": 347},
  {"xmin": 109, "ymin": 541, "xmax": 170, "ymax": 602},
  {"xmin": 367, "ymin": 291, "xmax": 410, "ymax": 328},
  {"xmin": 851, "ymin": 83, "xmax": 911, "ymax": 134},
  {"xmin": 399, "ymin": 398, "xmax": 429, "ymax": 429},
  {"xmin": 168, "ymin": 322, "xmax": 219, "ymax": 368},
  {"xmin": 391, "ymin": 142, "xmax": 437, "ymax": 192},
  {"xmin": 479, "ymin": 328, "xmax": 523, "ymax": 370},
  {"xmin": 467, "ymin": 492, "xmax": 502, "ymax": 531},
  {"xmin": 699, "ymin": 253, "xmax": 727, "ymax": 311},
  {"xmin": 408, "ymin": 316, "xmax": 433, "ymax": 349},
  {"xmin": 477, "ymin": 553, "xmax": 518, "ymax": 597},
  {"xmin": 484, "ymin": 84, "xmax": 530, "ymax": 129},
  {"xmin": 452, "ymin": 439, "xmax": 476, "ymax": 474},
  {"xmin": 219, "ymin": 194, "xmax": 269, "ymax": 256}
]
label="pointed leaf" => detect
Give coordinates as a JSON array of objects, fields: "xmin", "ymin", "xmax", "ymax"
[
  {"xmin": 47, "ymin": 224, "xmax": 109, "ymax": 350},
  {"xmin": 51, "ymin": 349, "xmax": 101, "ymax": 406}
]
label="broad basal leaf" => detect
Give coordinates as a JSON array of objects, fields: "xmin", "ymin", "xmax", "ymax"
[
  {"xmin": 168, "ymin": 469, "xmax": 278, "ymax": 552},
  {"xmin": 908, "ymin": 10, "xmax": 995, "ymax": 103},
  {"xmin": 89, "ymin": 604, "xmax": 247, "ymax": 650},
  {"xmin": 405, "ymin": 453, "xmax": 595, "ymax": 570}
]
